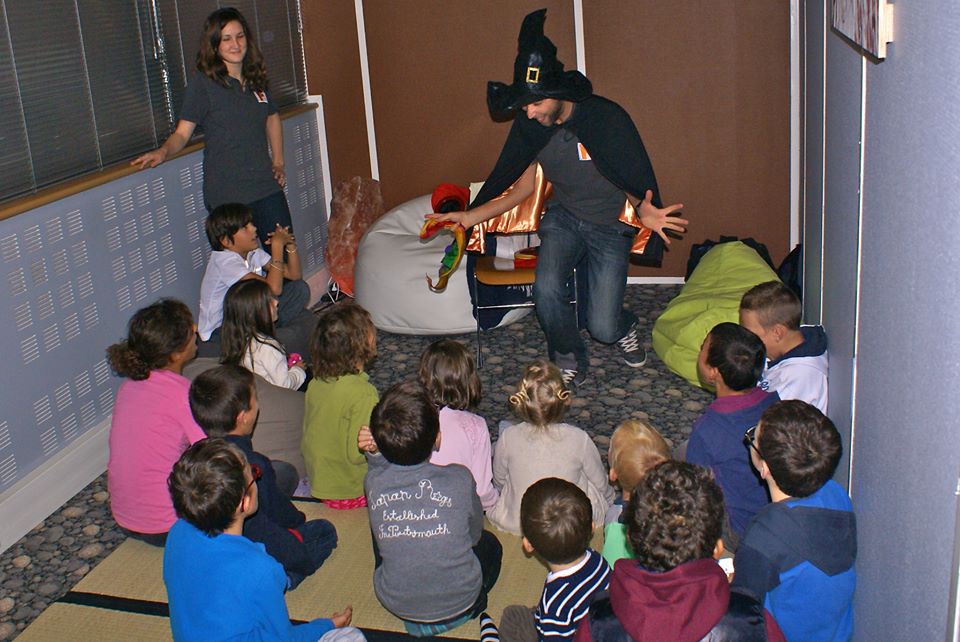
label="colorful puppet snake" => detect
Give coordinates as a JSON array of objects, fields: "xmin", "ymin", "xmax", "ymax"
[{"xmin": 419, "ymin": 219, "xmax": 466, "ymax": 292}]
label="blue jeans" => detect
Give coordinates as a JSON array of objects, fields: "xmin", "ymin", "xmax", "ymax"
[{"xmin": 534, "ymin": 205, "xmax": 637, "ymax": 368}]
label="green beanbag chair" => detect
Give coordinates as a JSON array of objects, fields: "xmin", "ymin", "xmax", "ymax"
[{"xmin": 652, "ymin": 242, "xmax": 780, "ymax": 389}]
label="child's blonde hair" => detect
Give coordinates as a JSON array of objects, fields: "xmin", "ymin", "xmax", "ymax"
[
  {"xmin": 609, "ymin": 419, "xmax": 671, "ymax": 495},
  {"xmin": 509, "ymin": 360, "xmax": 571, "ymax": 427}
]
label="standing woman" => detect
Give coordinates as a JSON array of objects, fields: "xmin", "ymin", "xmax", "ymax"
[{"xmin": 132, "ymin": 7, "xmax": 291, "ymax": 246}]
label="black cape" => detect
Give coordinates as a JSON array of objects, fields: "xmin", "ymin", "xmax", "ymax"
[{"xmin": 470, "ymin": 95, "xmax": 666, "ymax": 264}]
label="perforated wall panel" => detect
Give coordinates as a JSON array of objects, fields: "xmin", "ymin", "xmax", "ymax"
[{"xmin": 0, "ymin": 111, "xmax": 327, "ymax": 492}]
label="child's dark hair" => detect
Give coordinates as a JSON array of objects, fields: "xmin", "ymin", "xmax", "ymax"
[
  {"xmin": 220, "ymin": 279, "xmax": 279, "ymax": 367},
  {"xmin": 206, "ymin": 203, "xmax": 253, "ymax": 251},
  {"xmin": 520, "ymin": 477, "xmax": 592, "ymax": 565},
  {"xmin": 106, "ymin": 299, "xmax": 195, "ymax": 381},
  {"xmin": 509, "ymin": 360, "xmax": 571, "ymax": 427},
  {"xmin": 169, "ymin": 438, "xmax": 249, "ymax": 535},
  {"xmin": 418, "ymin": 339, "xmax": 481, "ymax": 410},
  {"xmin": 626, "ymin": 461, "xmax": 724, "ymax": 572},
  {"xmin": 189, "ymin": 365, "xmax": 255, "ymax": 437},
  {"xmin": 311, "ymin": 303, "xmax": 376, "ymax": 380},
  {"xmin": 705, "ymin": 322, "xmax": 766, "ymax": 391},
  {"xmin": 757, "ymin": 400, "xmax": 842, "ymax": 497},
  {"xmin": 369, "ymin": 380, "xmax": 439, "ymax": 466},
  {"xmin": 740, "ymin": 280, "xmax": 802, "ymax": 330}
]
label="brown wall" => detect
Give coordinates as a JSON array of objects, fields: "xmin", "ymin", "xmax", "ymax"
[
  {"xmin": 302, "ymin": 1, "xmax": 790, "ymax": 277},
  {"xmin": 302, "ymin": 0, "xmax": 371, "ymax": 186}
]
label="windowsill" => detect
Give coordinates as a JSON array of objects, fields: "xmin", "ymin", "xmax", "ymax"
[{"xmin": 0, "ymin": 103, "xmax": 318, "ymax": 223}]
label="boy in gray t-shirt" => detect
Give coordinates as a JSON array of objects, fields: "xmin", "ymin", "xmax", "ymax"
[{"xmin": 359, "ymin": 381, "xmax": 502, "ymax": 637}]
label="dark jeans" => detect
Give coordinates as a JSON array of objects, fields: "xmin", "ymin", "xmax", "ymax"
[
  {"xmin": 535, "ymin": 205, "xmax": 637, "ymax": 369},
  {"xmin": 271, "ymin": 459, "xmax": 299, "ymax": 497},
  {"xmin": 122, "ymin": 527, "xmax": 167, "ymax": 547},
  {"xmin": 371, "ymin": 529, "xmax": 503, "ymax": 620},
  {"xmin": 287, "ymin": 518, "xmax": 339, "ymax": 590},
  {"xmin": 247, "ymin": 190, "xmax": 294, "ymax": 247}
]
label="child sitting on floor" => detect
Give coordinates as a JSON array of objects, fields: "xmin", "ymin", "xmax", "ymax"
[
  {"xmin": 190, "ymin": 365, "xmax": 337, "ymax": 590},
  {"xmin": 602, "ymin": 419, "xmax": 671, "ymax": 565},
  {"xmin": 419, "ymin": 339, "xmax": 498, "ymax": 510},
  {"xmin": 487, "ymin": 360, "xmax": 615, "ymax": 535},
  {"xmin": 197, "ymin": 202, "xmax": 313, "ymax": 358},
  {"xmin": 302, "ymin": 303, "xmax": 379, "ymax": 508},
  {"xmin": 163, "ymin": 438, "xmax": 360, "ymax": 641},
  {"xmin": 739, "ymin": 280, "xmax": 829, "ymax": 414},
  {"xmin": 359, "ymin": 380, "xmax": 502, "ymax": 637},
  {"xmin": 686, "ymin": 322, "xmax": 779, "ymax": 550},
  {"xmin": 220, "ymin": 279, "xmax": 309, "ymax": 391},
  {"xmin": 497, "ymin": 477, "xmax": 612, "ymax": 641},
  {"xmin": 576, "ymin": 460, "xmax": 785, "ymax": 642},
  {"xmin": 734, "ymin": 400, "xmax": 856, "ymax": 641},
  {"xmin": 106, "ymin": 298, "xmax": 204, "ymax": 546}
]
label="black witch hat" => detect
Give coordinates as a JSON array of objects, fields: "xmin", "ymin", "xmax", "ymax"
[{"xmin": 487, "ymin": 9, "xmax": 592, "ymax": 115}]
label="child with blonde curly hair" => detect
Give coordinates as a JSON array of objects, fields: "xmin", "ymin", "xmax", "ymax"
[
  {"xmin": 487, "ymin": 360, "xmax": 614, "ymax": 534},
  {"xmin": 301, "ymin": 303, "xmax": 378, "ymax": 508}
]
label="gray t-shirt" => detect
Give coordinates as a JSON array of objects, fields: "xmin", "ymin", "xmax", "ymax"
[
  {"xmin": 365, "ymin": 454, "xmax": 483, "ymax": 622},
  {"xmin": 180, "ymin": 73, "xmax": 280, "ymax": 208},
  {"xmin": 536, "ymin": 122, "xmax": 626, "ymax": 226}
]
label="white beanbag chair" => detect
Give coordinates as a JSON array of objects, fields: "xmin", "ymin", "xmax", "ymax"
[
  {"xmin": 355, "ymin": 195, "xmax": 476, "ymax": 334},
  {"xmin": 355, "ymin": 194, "xmax": 530, "ymax": 335}
]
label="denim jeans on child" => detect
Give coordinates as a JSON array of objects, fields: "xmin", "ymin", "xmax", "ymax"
[
  {"xmin": 286, "ymin": 518, "xmax": 339, "ymax": 590},
  {"xmin": 534, "ymin": 205, "xmax": 638, "ymax": 369}
]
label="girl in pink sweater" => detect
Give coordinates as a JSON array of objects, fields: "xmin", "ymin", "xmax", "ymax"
[
  {"xmin": 419, "ymin": 340, "xmax": 499, "ymax": 510},
  {"xmin": 106, "ymin": 299, "xmax": 205, "ymax": 545}
]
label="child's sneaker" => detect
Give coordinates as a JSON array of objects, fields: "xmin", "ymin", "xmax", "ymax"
[{"xmin": 617, "ymin": 323, "xmax": 647, "ymax": 368}]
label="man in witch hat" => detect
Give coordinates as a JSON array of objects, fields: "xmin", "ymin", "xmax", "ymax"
[{"xmin": 430, "ymin": 9, "xmax": 686, "ymax": 387}]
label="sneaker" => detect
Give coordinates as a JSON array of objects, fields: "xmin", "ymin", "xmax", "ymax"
[
  {"xmin": 555, "ymin": 352, "xmax": 587, "ymax": 387},
  {"xmin": 560, "ymin": 367, "xmax": 587, "ymax": 388},
  {"xmin": 617, "ymin": 323, "xmax": 647, "ymax": 368}
]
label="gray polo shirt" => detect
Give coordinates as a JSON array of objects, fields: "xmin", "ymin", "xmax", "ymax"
[{"xmin": 180, "ymin": 73, "xmax": 281, "ymax": 208}]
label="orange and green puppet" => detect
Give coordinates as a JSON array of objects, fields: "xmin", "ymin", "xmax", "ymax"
[{"xmin": 420, "ymin": 184, "xmax": 470, "ymax": 292}]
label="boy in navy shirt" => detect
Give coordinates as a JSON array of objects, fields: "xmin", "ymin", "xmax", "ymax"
[
  {"xmin": 734, "ymin": 400, "xmax": 856, "ymax": 641},
  {"xmin": 686, "ymin": 322, "xmax": 779, "ymax": 549}
]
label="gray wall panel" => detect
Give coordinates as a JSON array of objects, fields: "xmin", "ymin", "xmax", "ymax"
[
  {"xmin": 801, "ymin": 0, "xmax": 824, "ymax": 323},
  {"xmin": 0, "ymin": 110, "xmax": 326, "ymax": 493},
  {"xmin": 821, "ymin": 19, "xmax": 862, "ymax": 490},
  {"xmin": 853, "ymin": 4, "xmax": 960, "ymax": 639}
]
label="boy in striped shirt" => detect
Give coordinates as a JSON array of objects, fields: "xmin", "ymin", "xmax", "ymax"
[{"xmin": 495, "ymin": 477, "xmax": 611, "ymax": 641}]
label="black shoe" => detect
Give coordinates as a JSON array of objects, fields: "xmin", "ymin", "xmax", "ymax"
[
  {"xmin": 617, "ymin": 323, "xmax": 647, "ymax": 368},
  {"xmin": 556, "ymin": 352, "xmax": 587, "ymax": 387}
]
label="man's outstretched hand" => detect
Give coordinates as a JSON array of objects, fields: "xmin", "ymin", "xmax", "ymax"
[{"xmin": 636, "ymin": 189, "xmax": 687, "ymax": 244}]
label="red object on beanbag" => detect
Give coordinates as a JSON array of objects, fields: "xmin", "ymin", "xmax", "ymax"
[{"xmin": 431, "ymin": 183, "xmax": 470, "ymax": 213}]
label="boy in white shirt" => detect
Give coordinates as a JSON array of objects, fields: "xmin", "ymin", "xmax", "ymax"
[
  {"xmin": 739, "ymin": 281, "xmax": 829, "ymax": 414},
  {"xmin": 198, "ymin": 203, "xmax": 313, "ymax": 357}
]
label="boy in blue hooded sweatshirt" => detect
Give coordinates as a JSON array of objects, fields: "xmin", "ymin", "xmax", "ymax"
[{"xmin": 734, "ymin": 400, "xmax": 856, "ymax": 641}]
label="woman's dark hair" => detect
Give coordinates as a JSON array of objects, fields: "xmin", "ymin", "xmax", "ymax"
[
  {"xmin": 705, "ymin": 322, "xmax": 766, "ymax": 391},
  {"xmin": 369, "ymin": 380, "xmax": 440, "ymax": 466},
  {"xmin": 220, "ymin": 280, "xmax": 279, "ymax": 367},
  {"xmin": 626, "ymin": 461, "xmax": 724, "ymax": 572},
  {"xmin": 196, "ymin": 7, "xmax": 268, "ymax": 92},
  {"xmin": 310, "ymin": 303, "xmax": 376, "ymax": 380},
  {"xmin": 418, "ymin": 339, "xmax": 481, "ymax": 410},
  {"xmin": 106, "ymin": 299, "xmax": 194, "ymax": 381},
  {"xmin": 169, "ymin": 438, "xmax": 249, "ymax": 535}
]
